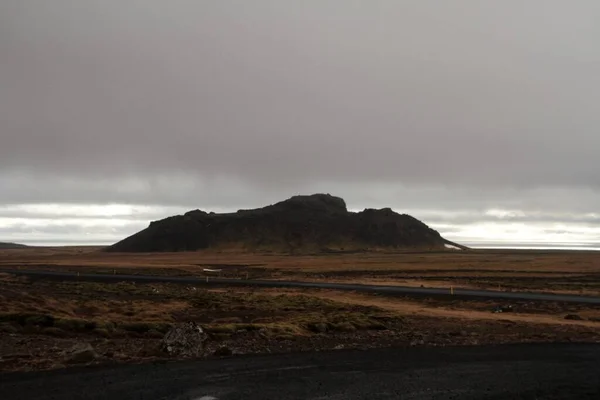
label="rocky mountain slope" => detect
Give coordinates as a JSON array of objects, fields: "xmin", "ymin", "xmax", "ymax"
[
  {"xmin": 107, "ymin": 194, "xmax": 463, "ymax": 253},
  {"xmin": 0, "ymin": 242, "xmax": 28, "ymax": 249}
]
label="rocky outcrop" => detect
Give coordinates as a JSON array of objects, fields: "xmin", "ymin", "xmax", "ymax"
[
  {"xmin": 63, "ymin": 342, "xmax": 99, "ymax": 364},
  {"xmin": 107, "ymin": 194, "xmax": 461, "ymax": 253},
  {"xmin": 160, "ymin": 322, "xmax": 207, "ymax": 357}
]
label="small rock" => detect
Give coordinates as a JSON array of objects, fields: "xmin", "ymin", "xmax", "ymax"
[
  {"xmin": 492, "ymin": 305, "xmax": 513, "ymax": 313},
  {"xmin": 564, "ymin": 314, "xmax": 583, "ymax": 321},
  {"xmin": 160, "ymin": 322, "xmax": 207, "ymax": 357},
  {"xmin": 64, "ymin": 343, "xmax": 98, "ymax": 364}
]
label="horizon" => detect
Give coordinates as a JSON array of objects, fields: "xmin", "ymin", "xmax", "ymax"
[
  {"xmin": 2, "ymin": 199, "xmax": 600, "ymax": 250},
  {"xmin": 2, "ymin": 1, "xmax": 599, "ymax": 249}
]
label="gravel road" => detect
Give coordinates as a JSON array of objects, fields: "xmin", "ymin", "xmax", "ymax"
[
  {"xmin": 2, "ymin": 344, "xmax": 599, "ymax": 399},
  {"xmin": 5, "ymin": 268, "xmax": 600, "ymax": 304}
]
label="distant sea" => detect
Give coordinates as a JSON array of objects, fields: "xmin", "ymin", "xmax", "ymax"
[{"xmin": 464, "ymin": 242, "xmax": 600, "ymax": 251}]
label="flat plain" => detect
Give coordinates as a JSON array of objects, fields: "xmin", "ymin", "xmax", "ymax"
[{"xmin": 1, "ymin": 246, "xmax": 599, "ymax": 372}]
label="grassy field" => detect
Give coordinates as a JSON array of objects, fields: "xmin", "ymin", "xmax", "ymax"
[
  {"xmin": 1, "ymin": 272, "xmax": 599, "ymax": 372},
  {"xmin": 1, "ymin": 247, "xmax": 600, "ymax": 295},
  {"xmin": 1, "ymin": 247, "xmax": 600, "ymax": 372}
]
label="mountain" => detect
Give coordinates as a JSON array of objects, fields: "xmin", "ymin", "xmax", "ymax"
[
  {"xmin": 0, "ymin": 242, "xmax": 28, "ymax": 249},
  {"xmin": 107, "ymin": 194, "xmax": 465, "ymax": 253}
]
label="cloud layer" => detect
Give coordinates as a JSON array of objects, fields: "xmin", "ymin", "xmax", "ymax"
[{"xmin": 1, "ymin": 1, "xmax": 599, "ymax": 246}]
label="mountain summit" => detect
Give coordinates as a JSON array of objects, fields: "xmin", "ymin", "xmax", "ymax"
[{"xmin": 107, "ymin": 194, "xmax": 463, "ymax": 253}]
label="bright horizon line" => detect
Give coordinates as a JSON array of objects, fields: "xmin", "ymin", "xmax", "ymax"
[{"xmin": 7, "ymin": 239, "xmax": 600, "ymax": 251}]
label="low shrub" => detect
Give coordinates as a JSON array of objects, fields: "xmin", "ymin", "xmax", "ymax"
[
  {"xmin": 42, "ymin": 327, "xmax": 68, "ymax": 337},
  {"xmin": 0, "ymin": 322, "xmax": 21, "ymax": 334},
  {"xmin": 54, "ymin": 318, "xmax": 91, "ymax": 332},
  {"xmin": 330, "ymin": 322, "xmax": 356, "ymax": 332},
  {"xmin": 93, "ymin": 328, "xmax": 112, "ymax": 338}
]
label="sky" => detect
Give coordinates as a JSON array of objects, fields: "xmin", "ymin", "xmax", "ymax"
[{"xmin": 1, "ymin": 1, "xmax": 599, "ymax": 248}]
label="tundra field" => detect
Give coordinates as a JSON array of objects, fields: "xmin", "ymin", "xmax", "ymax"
[{"xmin": 1, "ymin": 247, "xmax": 600, "ymax": 372}]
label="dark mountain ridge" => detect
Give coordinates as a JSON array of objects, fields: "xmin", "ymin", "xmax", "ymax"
[
  {"xmin": 0, "ymin": 242, "xmax": 28, "ymax": 249},
  {"xmin": 107, "ymin": 194, "xmax": 465, "ymax": 253}
]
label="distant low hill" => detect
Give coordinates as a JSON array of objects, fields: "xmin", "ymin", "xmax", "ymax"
[
  {"xmin": 107, "ymin": 194, "xmax": 466, "ymax": 253},
  {"xmin": 0, "ymin": 242, "xmax": 28, "ymax": 249}
]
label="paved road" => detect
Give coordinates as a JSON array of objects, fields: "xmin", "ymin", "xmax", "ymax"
[
  {"xmin": 1, "ymin": 344, "xmax": 599, "ymax": 399},
  {"xmin": 4, "ymin": 268, "xmax": 600, "ymax": 304}
]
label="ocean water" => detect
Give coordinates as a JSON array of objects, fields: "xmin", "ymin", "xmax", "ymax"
[{"xmin": 464, "ymin": 243, "xmax": 600, "ymax": 251}]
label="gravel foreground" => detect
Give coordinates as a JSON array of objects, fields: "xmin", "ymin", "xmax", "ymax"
[{"xmin": 2, "ymin": 343, "xmax": 600, "ymax": 400}]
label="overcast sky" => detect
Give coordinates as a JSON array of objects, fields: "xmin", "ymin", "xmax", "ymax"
[{"xmin": 1, "ymin": 1, "xmax": 599, "ymax": 247}]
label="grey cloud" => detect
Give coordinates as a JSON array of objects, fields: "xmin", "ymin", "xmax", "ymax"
[
  {"xmin": 0, "ymin": 221, "xmax": 143, "ymax": 234},
  {"xmin": 1, "ymin": 1, "xmax": 600, "ymax": 247},
  {"xmin": 3, "ymin": 172, "xmax": 600, "ymax": 215},
  {"xmin": 0, "ymin": 221, "xmax": 145, "ymax": 245},
  {"xmin": 0, "ymin": 204, "xmax": 188, "ymax": 221},
  {"xmin": 1, "ymin": 1, "xmax": 599, "ymax": 190},
  {"xmin": 544, "ymin": 229, "xmax": 573, "ymax": 235},
  {"xmin": 414, "ymin": 211, "xmax": 600, "ymax": 227}
]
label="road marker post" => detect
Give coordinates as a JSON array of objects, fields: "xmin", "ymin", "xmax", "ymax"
[{"xmin": 450, "ymin": 286, "xmax": 454, "ymax": 295}]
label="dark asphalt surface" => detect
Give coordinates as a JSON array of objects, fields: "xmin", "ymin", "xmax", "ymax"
[
  {"xmin": 4, "ymin": 268, "xmax": 600, "ymax": 304},
  {"xmin": 2, "ymin": 344, "xmax": 600, "ymax": 399}
]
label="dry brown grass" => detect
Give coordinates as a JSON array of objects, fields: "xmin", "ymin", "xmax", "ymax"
[
  {"xmin": 0, "ymin": 277, "xmax": 393, "ymax": 342},
  {"xmin": 261, "ymin": 289, "xmax": 600, "ymax": 328},
  {"xmin": 1, "ymin": 247, "xmax": 599, "ymax": 273},
  {"xmin": 2, "ymin": 269, "xmax": 600, "ymax": 373},
  {"xmin": 2, "ymin": 247, "xmax": 599, "ymax": 295}
]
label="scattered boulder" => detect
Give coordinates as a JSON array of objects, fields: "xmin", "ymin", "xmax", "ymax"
[
  {"xmin": 160, "ymin": 322, "xmax": 207, "ymax": 357},
  {"xmin": 564, "ymin": 314, "xmax": 583, "ymax": 321},
  {"xmin": 64, "ymin": 342, "xmax": 99, "ymax": 364}
]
